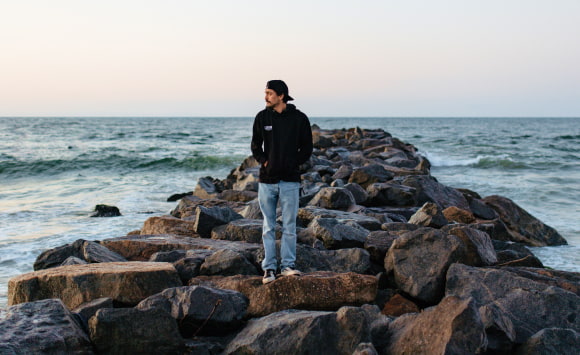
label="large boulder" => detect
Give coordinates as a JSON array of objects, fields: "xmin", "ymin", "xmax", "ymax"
[
  {"xmin": 515, "ymin": 328, "xmax": 580, "ymax": 355},
  {"xmin": 34, "ymin": 239, "xmax": 86, "ymax": 270},
  {"xmin": 483, "ymin": 195, "xmax": 567, "ymax": 246},
  {"xmin": 445, "ymin": 263, "xmax": 580, "ymax": 343},
  {"xmin": 194, "ymin": 271, "xmax": 378, "ymax": 317},
  {"xmin": 348, "ymin": 164, "xmax": 395, "ymax": 188},
  {"xmin": 497, "ymin": 267, "xmax": 580, "ymax": 297},
  {"xmin": 136, "ymin": 286, "xmax": 249, "ymax": 336},
  {"xmin": 444, "ymin": 226, "xmax": 498, "ymax": 266},
  {"xmin": 298, "ymin": 205, "xmax": 382, "ymax": 231},
  {"xmin": 408, "ymin": 202, "xmax": 449, "ymax": 228},
  {"xmin": 211, "ymin": 218, "xmax": 263, "ymax": 243},
  {"xmin": 492, "ymin": 240, "xmax": 544, "ymax": 267},
  {"xmin": 88, "ymin": 307, "xmax": 184, "ymax": 354},
  {"xmin": 141, "ymin": 215, "xmax": 198, "ymax": 236},
  {"xmin": 192, "ymin": 205, "xmax": 243, "ymax": 238},
  {"xmin": 384, "ymin": 296, "xmax": 487, "ymax": 355},
  {"xmin": 364, "ymin": 182, "xmax": 416, "ymax": 207},
  {"xmin": 385, "ymin": 228, "xmax": 468, "ymax": 304},
  {"xmin": 82, "ymin": 240, "xmax": 127, "ymax": 263},
  {"xmin": 224, "ymin": 307, "xmax": 371, "ymax": 355},
  {"xmin": 8, "ymin": 262, "xmax": 182, "ymax": 308},
  {"xmin": 307, "ymin": 187, "xmax": 356, "ymax": 211},
  {"xmin": 309, "ymin": 218, "xmax": 370, "ymax": 249},
  {"xmin": 399, "ymin": 175, "xmax": 470, "ymax": 210},
  {"xmin": 0, "ymin": 299, "xmax": 94, "ymax": 354},
  {"xmin": 199, "ymin": 249, "xmax": 260, "ymax": 276}
]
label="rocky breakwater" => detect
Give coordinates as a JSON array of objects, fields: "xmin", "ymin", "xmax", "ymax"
[{"xmin": 3, "ymin": 125, "xmax": 579, "ymax": 354}]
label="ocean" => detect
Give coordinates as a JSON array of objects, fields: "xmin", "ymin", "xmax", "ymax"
[{"xmin": 1, "ymin": 116, "xmax": 579, "ymax": 308}]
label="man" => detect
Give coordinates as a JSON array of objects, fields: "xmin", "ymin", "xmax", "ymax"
[{"xmin": 251, "ymin": 80, "xmax": 313, "ymax": 284}]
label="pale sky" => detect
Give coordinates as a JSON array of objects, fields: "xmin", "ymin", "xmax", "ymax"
[{"xmin": 1, "ymin": 0, "xmax": 579, "ymax": 117}]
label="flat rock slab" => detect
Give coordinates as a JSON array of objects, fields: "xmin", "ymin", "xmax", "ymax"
[
  {"xmin": 8, "ymin": 262, "xmax": 182, "ymax": 309},
  {"xmin": 193, "ymin": 271, "xmax": 377, "ymax": 317},
  {"xmin": 102, "ymin": 234, "xmax": 262, "ymax": 261}
]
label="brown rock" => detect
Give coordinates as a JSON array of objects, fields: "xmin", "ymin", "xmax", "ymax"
[
  {"xmin": 141, "ymin": 215, "xmax": 198, "ymax": 236},
  {"xmin": 385, "ymin": 296, "xmax": 486, "ymax": 354},
  {"xmin": 193, "ymin": 271, "xmax": 378, "ymax": 317},
  {"xmin": 445, "ymin": 226, "xmax": 498, "ymax": 266},
  {"xmin": 382, "ymin": 293, "xmax": 420, "ymax": 317},
  {"xmin": 408, "ymin": 202, "xmax": 449, "ymax": 228},
  {"xmin": 8, "ymin": 262, "xmax": 182, "ymax": 308},
  {"xmin": 443, "ymin": 206, "xmax": 476, "ymax": 224}
]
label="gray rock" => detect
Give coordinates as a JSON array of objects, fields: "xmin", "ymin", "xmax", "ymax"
[
  {"xmin": 444, "ymin": 226, "xmax": 498, "ymax": 266},
  {"xmin": 352, "ymin": 342, "xmax": 378, "ymax": 355},
  {"xmin": 82, "ymin": 240, "xmax": 127, "ymax": 263},
  {"xmin": 34, "ymin": 239, "xmax": 86, "ymax": 270},
  {"xmin": 298, "ymin": 206, "xmax": 382, "ymax": 231},
  {"xmin": 332, "ymin": 164, "xmax": 353, "ymax": 180},
  {"xmin": 348, "ymin": 164, "xmax": 395, "ymax": 188},
  {"xmin": 61, "ymin": 256, "xmax": 88, "ymax": 266},
  {"xmin": 399, "ymin": 174, "xmax": 470, "ymax": 210},
  {"xmin": 224, "ymin": 307, "xmax": 371, "ymax": 355},
  {"xmin": 193, "ymin": 205, "xmax": 243, "ymax": 238},
  {"xmin": 149, "ymin": 249, "xmax": 187, "ymax": 262},
  {"xmin": 0, "ymin": 299, "xmax": 93, "ymax": 354},
  {"xmin": 408, "ymin": 202, "xmax": 449, "ymax": 228},
  {"xmin": 211, "ymin": 219, "xmax": 263, "ymax": 243},
  {"xmin": 344, "ymin": 183, "xmax": 369, "ymax": 204},
  {"xmin": 483, "ymin": 195, "xmax": 567, "ymax": 246},
  {"xmin": 200, "ymin": 249, "xmax": 259, "ymax": 276},
  {"xmin": 309, "ymin": 218, "xmax": 370, "ymax": 249},
  {"xmin": 364, "ymin": 182, "xmax": 416, "ymax": 207},
  {"xmin": 479, "ymin": 303, "xmax": 517, "ymax": 354},
  {"xmin": 91, "ymin": 204, "xmax": 121, "ymax": 217},
  {"xmin": 515, "ymin": 328, "xmax": 580, "ymax": 355},
  {"xmin": 89, "ymin": 307, "xmax": 184, "ymax": 354},
  {"xmin": 385, "ymin": 228, "xmax": 467, "ymax": 304},
  {"xmin": 307, "ymin": 187, "xmax": 356, "ymax": 211},
  {"xmin": 218, "ymin": 189, "xmax": 258, "ymax": 202},
  {"xmin": 73, "ymin": 297, "xmax": 114, "ymax": 327},
  {"xmin": 173, "ymin": 249, "xmax": 215, "ymax": 283},
  {"xmin": 492, "ymin": 240, "xmax": 544, "ymax": 267},
  {"xmin": 194, "ymin": 176, "xmax": 220, "ymax": 199},
  {"xmin": 445, "ymin": 263, "xmax": 580, "ymax": 343},
  {"xmin": 384, "ymin": 296, "xmax": 486, "ymax": 355},
  {"xmin": 239, "ymin": 199, "xmax": 263, "ymax": 219},
  {"xmin": 364, "ymin": 230, "xmax": 398, "ymax": 264},
  {"xmin": 137, "ymin": 286, "xmax": 248, "ymax": 336}
]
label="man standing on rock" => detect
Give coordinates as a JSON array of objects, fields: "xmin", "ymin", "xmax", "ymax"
[{"xmin": 251, "ymin": 80, "xmax": 313, "ymax": 284}]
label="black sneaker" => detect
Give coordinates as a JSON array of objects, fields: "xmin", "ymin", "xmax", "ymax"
[
  {"xmin": 262, "ymin": 269, "xmax": 276, "ymax": 284},
  {"xmin": 281, "ymin": 266, "xmax": 302, "ymax": 276}
]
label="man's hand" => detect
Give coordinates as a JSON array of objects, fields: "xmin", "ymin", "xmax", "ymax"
[{"xmin": 264, "ymin": 161, "xmax": 269, "ymax": 167}]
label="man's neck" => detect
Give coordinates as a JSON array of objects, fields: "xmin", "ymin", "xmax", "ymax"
[{"xmin": 273, "ymin": 102, "xmax": 287, "ymax": 113}]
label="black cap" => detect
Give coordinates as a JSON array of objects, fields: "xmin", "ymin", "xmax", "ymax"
[{"xmin": 266, "ymin": 80, "xmax": 294, "ymax": 101}]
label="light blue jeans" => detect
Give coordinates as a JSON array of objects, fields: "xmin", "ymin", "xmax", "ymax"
[{"xmin": 258, "ymin": 181, "xmax": 300, "ymax": 271}]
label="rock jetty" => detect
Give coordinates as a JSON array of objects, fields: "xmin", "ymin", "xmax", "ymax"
[{"xmin": 3, "ymin": 125, "xmax": 579, "ymax": 354}]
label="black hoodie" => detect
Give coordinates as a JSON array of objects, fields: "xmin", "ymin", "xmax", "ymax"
[{"xmin": 251, "ymin": 104, "xmax": 313, "ymax": 183}]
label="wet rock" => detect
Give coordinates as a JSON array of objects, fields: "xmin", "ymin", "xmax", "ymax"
[
  {"xmin": 483, "ymin": 195, "xmax": 567, "ymax": 246},
  {"xmin": 385, "ymin": 228, "xmax": 467, "ymax": 304},
  {"xmin": 91, "ymin": 204, "xmax": 121, "ymax": 217},
  {"xmin": 408, "ymin": 202, "xmax": 449, "ymax": 228},
  {"xmin": 307, "ymin": 187, "xmax": 356, "ymax": 211},
  {"xmin": 348, "ymin": 164, "xmax": 395, "ymax": 188},
  {"xmin": 89, "ymin": 307, "xmax": 184, "ymax": 354},
  {"xmin": 193, "ymin": 205, "xmax": 243, "ymax": 238},
  {"xmin": 137, "ymin": 286, "xmax": 249, "ymax": 336},
  {"xmin": 445, "ymin": 263, "xmax": 580, "ymax": 343},
  {"xmin": 196, "ymin": 271, "xmax": 377, "ymax": 317},
  {"xmin": 309, "ymin": 217, "xmax": 370, "ymax": 249},
  {"xmin": 514, "ymin": 328, "xmax": 580, "ymax": 355},
  {"xmin": 8, "ymin": 262, "xmax": 182, "ymax": 308},
  {"xmin": 141, "ymin": 215, "xmax": 198, "ymax": 236},
  {"xmin": 364, "ymin": 182, "xmax": 416, "ymax": 207},
  {"xmin": 0, "ymin": 299, "xmax": 93, "ymax": 354},
  {"xmin": 384, "ymin": 296, "xmax": 486, "ymax": 355}
]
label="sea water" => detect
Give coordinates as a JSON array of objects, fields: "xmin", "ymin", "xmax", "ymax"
[{"xmin": 1, "ymin": 116, "xmax": 578, "ymax": 308}]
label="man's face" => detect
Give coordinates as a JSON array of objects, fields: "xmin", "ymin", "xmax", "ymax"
[{"xmin": 265, "ymin": 89, "xmax": 283, "ymax": 108}]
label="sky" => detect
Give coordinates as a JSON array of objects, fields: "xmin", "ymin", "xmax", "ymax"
[{"xmin": 1, "ymin": 0, "xmax": 579, "ymax": 117}]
